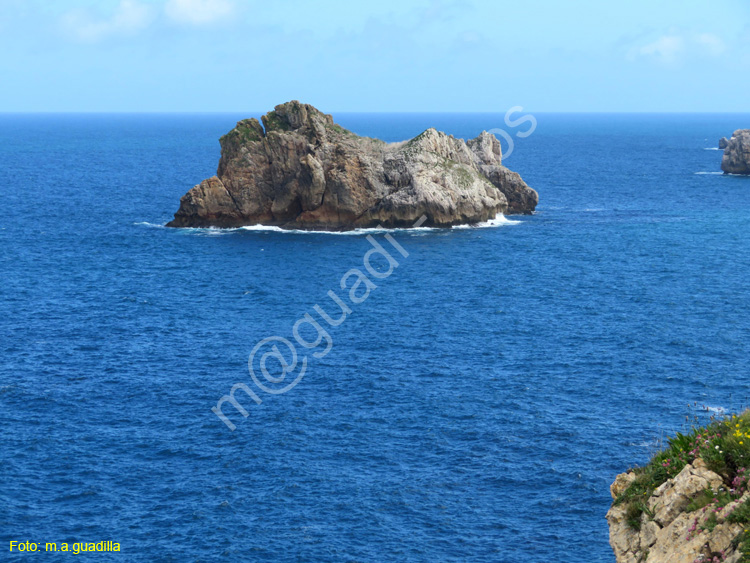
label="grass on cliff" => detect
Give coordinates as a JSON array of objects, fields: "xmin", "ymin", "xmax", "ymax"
[
  {"xmin": 614, "ymin": 410, "xmax": 750, "ymax": 533},
  {"xmin": 262, "ymin": 110, "xmax": 291, "ymax": 132},
  {"xmin": 220, "ymin": 119, "xmax": 264, "ymax": 145},
  {"xmin": 727, "ymin": 493, "xmax": 750, "ymax": 562},
  {"xmin": 326, "ymin": 122, "xmax": 355, "ymax": 136}
]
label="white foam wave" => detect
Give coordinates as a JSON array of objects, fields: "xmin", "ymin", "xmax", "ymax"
[
  {"xmin": 704, "ymin": 147, "xmax": 723, "ymax": 151},
  {"xmin": 240, "ymin": 224, "xmax": 438, "ymax": 235},
  {"xmin": 135, "ymin": 222, "xmax": 244, "ymax": 235},
  {"xmin": 694, "ymin": 171, "xmax": 724, "ymax": 175},
  {"xmin": 630, "ymin": 440, "xmax": 660, "ymax": 448},
  {"xmin": 705, "ymin": 406, "xmax": 728, "ymax": 414},
  {"xmin": 453, "ymin": 214, "xmax": 521, "ymax": 228},
  {"xmin": 238, "ymin": 224, "xmax": 286, "ymax": 232},
  {"xmin": 135, "ymin": 214, "xmax": 520, "ymax": 235},
  {"xmin": 133, "ymin": 221, "xmax": 167, "ymax": 228}
]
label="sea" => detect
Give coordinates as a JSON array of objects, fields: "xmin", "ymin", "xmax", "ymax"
[{"xmin": 2, "ymin": 112, "xmax": 750, "ymax": 562}]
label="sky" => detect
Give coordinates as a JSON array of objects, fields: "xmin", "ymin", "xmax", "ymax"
[{"xmin": 0, "ymin": 0, "xmax": 748, "ymax": 112}]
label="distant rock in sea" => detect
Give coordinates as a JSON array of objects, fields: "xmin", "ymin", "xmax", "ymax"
[
  {"xmin": 721, "ymin": 129, "xmax": 750, "ymax": 175},
  {"xmin": 719, "ymin": 137, "xmax": 729, "ymax": 150},
  {"xmin": 167, "ymin": 101, "xmax": 538, "ymax": 230}
]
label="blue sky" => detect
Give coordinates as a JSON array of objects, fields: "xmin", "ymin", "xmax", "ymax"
[{"xmin": 1, "ymin": 0, "xmax": 748, "ymax": 112}]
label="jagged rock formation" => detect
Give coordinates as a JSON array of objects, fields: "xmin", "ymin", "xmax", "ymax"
[
  {"xmin": 719, "ymin": 137, "xmax": 730, "ymax": 150},
  {"xmin": 167, "ymin": 101, "xmax": 538, "ymax": 230},
  {"xmin": 721, "ymin": 130, "xmax": 750, "ymax": 175},
  {"xmin": 607, "ymin": 461, "xmax": 748, "ymax": 563}
]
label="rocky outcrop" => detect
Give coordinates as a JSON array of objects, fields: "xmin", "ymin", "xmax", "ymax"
[
  {"xmin": 719, "ymin": 137, "xmax": 730, "ymax": 150},
  {"xmin": 167, "ymin": 101, "xmax": 538, "ymax": 230},
  {"xmin": 607, "ymin": 460, "xmax": 747, "ymax": 563},
  {"xmin": 721, "ymin": 130, "xmax": 750, "ymax": 175}
]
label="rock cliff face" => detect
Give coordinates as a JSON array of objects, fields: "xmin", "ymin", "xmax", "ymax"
[
  {"xmin": 608, "ymin": 461, "xmax": 748, "ymax": 563},
  {"xmin": 721, "ymin": 130, "xmax": 750, "ymax": 175},
  {"xmin": 167, "ymin": 101, "xmax": 538, "ymax": 230}
]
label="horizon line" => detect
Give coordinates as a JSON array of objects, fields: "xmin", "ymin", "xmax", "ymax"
[{"xmin": 1, "ymin": 110, "xmax": 750, "ymax": 115}]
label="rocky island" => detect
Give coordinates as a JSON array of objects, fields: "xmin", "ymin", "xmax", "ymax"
[
  {"xmin": 721, "ymin": 130, "xmax": 750, "ymax": 175},
  {"xmin": 167, "ymin": 101, "xmax": 537, "ymax": 230},
  {"xmin": 607, "ymin": 412, "xmax": 750, "ymax": 563}
]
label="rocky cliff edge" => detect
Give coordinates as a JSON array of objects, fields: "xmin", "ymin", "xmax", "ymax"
[{"xmin": 608, "ymin": 414, "xmax": 750, "ymax": 563}]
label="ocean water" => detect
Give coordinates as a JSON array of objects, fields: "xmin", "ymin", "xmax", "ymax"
[{"xmin": 2, "ymin": 112, "xmax": 750, "ymax": 562}]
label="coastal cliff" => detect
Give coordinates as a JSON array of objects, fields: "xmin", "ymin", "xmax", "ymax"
[
  {"xmin": 721, "ymin": 130, "xmax": 750, "ymax": 175},
  {"xmin": 167, "ymin": 101, "xmax": 537, "ymax": 230},
  {"xmin": 607, "ymin": 413, "xmax": 750, "ymax": 563}
]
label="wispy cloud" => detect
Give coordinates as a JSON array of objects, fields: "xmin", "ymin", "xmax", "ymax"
[
  {"xmin": 695, "ymin": 33, "xmax": 726, "ymax": 56},
  {"xmin": 627, "ymin": 32, "xmax": 729, "ymax": 64},
  {"xmin": 635, "ymin": 35, "xmax": 684, "ymax": 63},
  {"xmin": 164, "ymin": 0, "xmax": 235, "ymax": 25},
  {"xmin": 417, "ymin": 0, "xmax": 473, "ymax": 25},
  {"xmin": 61, "ymin": 0, "xmax": 155, "ymax": 42}
]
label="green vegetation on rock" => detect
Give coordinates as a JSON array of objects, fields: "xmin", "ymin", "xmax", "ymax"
[
  {"xmin": 613, "ymin": 411, "xmax": 750, "ymax": 560},
  {"xmin": 220, "ymin": 119, "xmax": 264, "ymax": 145},
  {"xmin": 326, "ymin": 122, "xmax": 354, "ymax": 136},
  {"xmin": 262, "ymin": 110, "xmax": 291, "ymax": 132}
]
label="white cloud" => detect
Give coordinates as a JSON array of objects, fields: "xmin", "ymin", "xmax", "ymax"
[
  {"xmin": 164, "ymin": 0, "xmax": 235, "ymax": 25},
  {"xmin": 627, "ymin": 32, "xmax": 730, "ymax": 65},
  {"xmin": 695, "ymin": 33, "xmax": 726, "ymax": 56},
  {"xmin": 61, "ymin": 0, "xmax": 155, "ymax": 42},
  {"xmin": 637, "ymin": 35, "xmax": 684, "ymax": 64}
]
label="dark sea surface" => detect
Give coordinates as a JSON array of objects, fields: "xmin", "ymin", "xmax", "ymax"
[{"xmin": 2, "ymin": 112, "xmax": 750, "ymax": 562}]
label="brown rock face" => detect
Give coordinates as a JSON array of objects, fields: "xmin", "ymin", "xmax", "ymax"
[
  {"xmin": 166, "ymin": 101, "xmax": 538, "ymax": 230},
  {"xmin": 721, "ymin": 129, "xmax": 750, "ymax": 175},
  {"xmin": 607, "ymin": 463, "xmax": 746, "ymax": 563}
]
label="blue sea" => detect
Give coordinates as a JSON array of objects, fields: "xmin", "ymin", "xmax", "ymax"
[{"xmin": 2, "ymin": 112, "xmax": 750, "ymax": 562}]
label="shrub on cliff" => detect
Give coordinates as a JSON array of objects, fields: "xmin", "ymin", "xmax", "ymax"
[{"xmin": 612, "ymin": 411, "xmax": 750, "ymax": 562}]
